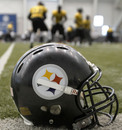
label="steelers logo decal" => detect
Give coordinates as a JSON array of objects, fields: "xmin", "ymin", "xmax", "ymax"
[{"xmin": 32, "ymin": 64, "xmax": 68, "ymax": 100}]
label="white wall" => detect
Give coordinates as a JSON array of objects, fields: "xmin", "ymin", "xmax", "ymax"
[{"xmin": 97, "ymin": 0, "xmax": 116, "ymax": 26}]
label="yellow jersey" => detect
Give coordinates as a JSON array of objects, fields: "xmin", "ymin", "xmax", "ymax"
[
  {"xmin": 67, "ymin": 26, "xmax": 73, "ymax": 32},
  {"xmin": 52, "ymin": 10, "xmax": 66, "ymax": 23},
  {"xmin": 30, "ymin": 5, "xmax": 47, "ymax": 19},
  {"xmin": 7, "ymin": 23, "xmax": 13, "ymax": 30},
  {"xmin": 75, "ymin": 12, "xmax": 83, "ymax": 28},
  {"xmin": 83, "ymin": 19, "xmax": 90, "ymax": 29},
  {"xmin": 107, "ymin": 28, "xmax": 113, "ymax": 33}
]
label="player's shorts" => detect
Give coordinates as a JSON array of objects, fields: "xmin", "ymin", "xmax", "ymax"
[
  {"xmin": 51, "ymin": 23, "xmax": 64, "ymax": 34},
  {"xmin": 31, "ymin": 18, "xmax": 48, "ymax": 32},
  {"xmin": 75, "ymin": 28, "xmax": 84, "ymax": 38}
]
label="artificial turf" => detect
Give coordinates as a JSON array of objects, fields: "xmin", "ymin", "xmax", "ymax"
[
  {"xmin": 0, "ymin": 43, "xmax": 10, "ymax": 57},
  {"xmin": 0, "ymin": 42, "xmax": 122, "ymax": 119}
]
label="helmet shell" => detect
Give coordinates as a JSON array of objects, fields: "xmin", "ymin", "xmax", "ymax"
[{"xmin": 11, "ymin": 43, "xmax": 92, "ymax": 128}]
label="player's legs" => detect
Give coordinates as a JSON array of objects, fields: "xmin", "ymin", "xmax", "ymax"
[
  {"xmin": 84, "ymin": 29, "xmax": 92, "ymax": 45},
  {"xmin": 59, "ymin": 24, "xmax": 66, "ymax": 41},
  {"xmin": 30, "ymin": 19, "xmax": 38, "ymax": 48},
  {"xmin": 51, "ymin": 24, "xmax": 57, "ymax": 41},
  {"xmin": 39, "ymin": 21, "xmax": 50, "ymax": 43},
  {"xmin": 79, "ymin": 28, "xmax": 84, "ymax": 44}
]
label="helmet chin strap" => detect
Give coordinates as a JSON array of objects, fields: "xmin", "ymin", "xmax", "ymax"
[{"xmin": 37, "ymin": 78, "xmax": 78, "ymax": 95}]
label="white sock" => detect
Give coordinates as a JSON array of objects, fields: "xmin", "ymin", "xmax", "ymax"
[{"xmin": 30, "ymin": 33, "xmax": 35, "ymax": 43}]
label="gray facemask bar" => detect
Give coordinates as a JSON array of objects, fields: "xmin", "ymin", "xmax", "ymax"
[{"xmin": 74, "ymin": 62, "xmax": 119, "ymax": 129}]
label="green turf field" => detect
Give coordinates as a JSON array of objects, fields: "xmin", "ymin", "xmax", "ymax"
[
  {"xmin": 0, "ymin": 43, "xmax": 122, "ymax": 119},
  {"xmin": 0, "ymin": 43, "xmax": 10, "ymax": 56}
]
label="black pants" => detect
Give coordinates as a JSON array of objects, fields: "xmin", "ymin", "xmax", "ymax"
[
  {"xmin": 66, "ymin": 31, "xmax": 75, "ymax": 42},
  {"xmin": 51, "ymin": 23, "xmax": 65, "ymax": 40},
  {"xmin": 75, "ymin": 28, "xmax": 85, "ymax": 43},
  {"xmin": 31, "ymin": 18, "xmax": 48, "ymax": 32},
  {"xmin": 84, "ymin": 29, "xmax": 92, "ymax": 45},
  {"xmin": 4, "ymin": 33, "xmax": 13, "ymax": 42},
  {"xmin": 106, "ymin": 33, "xmax": 114, "ymax": 42}
]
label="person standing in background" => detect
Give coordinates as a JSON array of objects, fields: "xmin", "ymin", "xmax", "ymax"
[
  {"xmin": 51, "ymin": 5, "xmax": 67, "ymax": 42},
  {"xmin": 66, "ymin": 26, "xmax": 75, "ymax": 42},
  {"xmin": 83, "ymin": 15, "xmax": 92, "ymax": 45},
  {"xmin": 74, "ymin": 8, "xmax": 84, "ymax": 44},
  {"xmin": 4, "ymin": 22, "xmax": 15, "ymax": 42},
  {"xmin": 106, "ymin": 27, "xmax": 114, "ymax": 43},
  {"xmin": 28, "ymin": 1, "xmax": 48, "ymax": 48}
]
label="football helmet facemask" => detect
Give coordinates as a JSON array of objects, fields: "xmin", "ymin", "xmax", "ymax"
[{"xmin": 11, "ymin": 43, "xmax": 118, "ymax": 129}]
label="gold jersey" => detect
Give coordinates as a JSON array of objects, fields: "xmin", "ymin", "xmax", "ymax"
[
  {"xmin": 107, "ymin": 28, "xmax": 113, "ymax": 33},
  {"xmin": 30, "ymin": 5, "xmax": 47, "ymax": 19},
  {"xmin": 7, "ymin": 23, "xmax": 13, "ymax": 30},
  {"xmin": 52, "ymin": 10, "xmax": 66, "ymax": 23},
  {"xmin": 83, "ymin": 19, "xmax": 91, "ymax": 29},
  {"xmin": 75, "ymin": 12, "xmax": 83, "ymax": 28},
  {"xmin": 67, "ymin": 26, "xmax": 73, "ymax": 32}
]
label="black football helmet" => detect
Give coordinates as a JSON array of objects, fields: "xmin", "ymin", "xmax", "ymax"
[{"xmin": 11, "ymin": 43, "xmax": 118, "ymax": 129}]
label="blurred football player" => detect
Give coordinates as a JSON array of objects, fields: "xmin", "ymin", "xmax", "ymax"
[
  {"xmin": 28, "ymin": 1, "xmax": 48, "ymax": 48},
  {"xmin": 74, "ymin": 8, "xmax": 84, "ymax": 44},
  {"xmin": 106, "ymin": 27, "xmax": 114, "ymax": 43},
  {"xmin": 7, "ymin": 22, "xmax": 13, "ymax": 32},
  {"xmin": 4, "ymin": 22, "xmax": 15, "ymax": 42},
  {"xmin": 66, "ymin": 26, "xmax": 75, "ymax": 42},
  {"xmin": 83, "ymin": 15, "xmax": 92, "ymax": 45},
  {"xmin": 51, "ymin": 5, "xmax": 67, "ymax": 42}
]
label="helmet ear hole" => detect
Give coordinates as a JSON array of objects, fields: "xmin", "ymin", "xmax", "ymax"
[
  {"xmin": 17, "ymin": 63, "xmax": 24, "ymax": 73},
  {"xmin": 57, "ymin": 46, "xmax": 68, "ymax": 50},
  {"xmin": 33, "ymin": 49, "xmax": 43, "ymax": 55}
]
